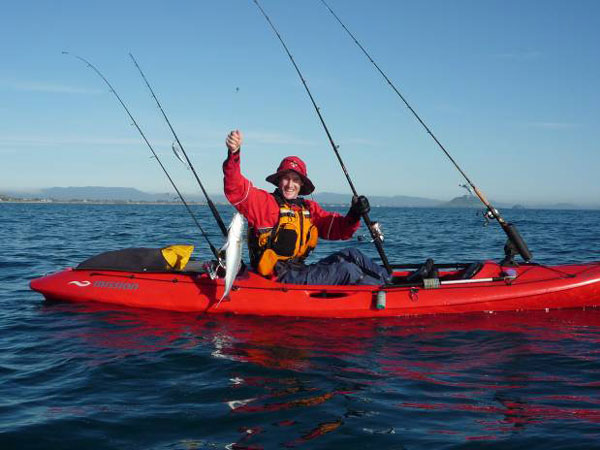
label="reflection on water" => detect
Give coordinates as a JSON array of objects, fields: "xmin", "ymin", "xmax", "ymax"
[
  {"xmin": 29, "ymin": 301, "xmax": 600, "ymax": 447},
  {"xmin": 3, "ymin": 204, "xmax": 600, "ymax": 448}
]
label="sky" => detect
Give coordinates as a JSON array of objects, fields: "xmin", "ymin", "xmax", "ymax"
[{"xmin": 1, "ymin": 0, "xmax": 599, "ymax": 206}]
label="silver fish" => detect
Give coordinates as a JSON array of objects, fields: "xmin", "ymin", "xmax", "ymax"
[{"xmin": 217, "ymin": 212, "xmax": 245, "ymax": 306}]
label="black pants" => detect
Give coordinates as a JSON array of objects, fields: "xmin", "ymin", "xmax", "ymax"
[{"xmin": 276, "ymin": 248, "xmax": 389, "ymax": 285}]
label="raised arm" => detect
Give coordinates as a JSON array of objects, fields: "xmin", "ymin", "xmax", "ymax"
[{"xmin": 222, "ymin": 130, "xmax": 279, "ymax": 229}]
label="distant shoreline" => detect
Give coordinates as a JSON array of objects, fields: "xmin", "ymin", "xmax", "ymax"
[
  {"xmin": 4, "ymin": 187, "xmax": 598, "ymax": 210},
  {"xmin": 0, "ymin": 198, "xmax": 347, "ymax": 207},
  {"xmin": 0, "ymin": 198, "xmax": 212, "ymax": 206},
  {"xmin": 2, "ymin": 198, "xmax": 599, "ymax": 211}
]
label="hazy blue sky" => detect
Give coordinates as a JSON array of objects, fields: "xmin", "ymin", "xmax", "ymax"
[{"xmin": 1, "ymin": 0, "xmax": 598, "ymax": 205}]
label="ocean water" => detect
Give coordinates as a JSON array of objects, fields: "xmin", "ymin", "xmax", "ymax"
[{"xmin": 1, "ymin": 203, "xmax": 599, "ymax": 449}]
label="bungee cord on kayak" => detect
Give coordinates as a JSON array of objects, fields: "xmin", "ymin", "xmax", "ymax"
[
  {"xmin": 318, "ymin": 0, "xmax": 533, "ymax": 264},
  {"xmin": 62, "ymin": 52, "xmax": 222, "ymax": 261},
  {"xmin": 129, "ymin": 53, "xmax": 229, "ymax": 238},
  {"xmin": 251, "ymin": 0, "xmax": 392, "ymax": 275}
]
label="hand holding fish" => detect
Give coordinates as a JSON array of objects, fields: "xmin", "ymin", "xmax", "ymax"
[{"xmin": 226, "ymin": 130, "xmax": 243, "ymax": 153}]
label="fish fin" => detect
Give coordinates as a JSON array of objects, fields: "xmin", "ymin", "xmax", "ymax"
[{"xmin": 220, "ymin": 240, "xmax": 229, "ymax": 253}]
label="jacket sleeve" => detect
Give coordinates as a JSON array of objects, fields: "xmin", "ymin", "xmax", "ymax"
[
  {"xmin": 223, "ymin": 150, "xmax": 279, "ymax": 230},
  {"xmin": 307, "ymin": 200, "xmax": 361, "ymax": 240}
]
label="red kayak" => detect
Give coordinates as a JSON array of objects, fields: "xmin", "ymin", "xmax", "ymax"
[{"xmin": 30, "ymin": 260, "xmax": 600, "ymax": 318}]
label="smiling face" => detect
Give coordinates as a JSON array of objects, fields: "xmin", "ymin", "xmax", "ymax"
[{"xmin": 278, "ymin": 171, "xmax": 303, "ymax": 200}]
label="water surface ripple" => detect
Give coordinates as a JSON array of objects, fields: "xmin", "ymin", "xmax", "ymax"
[{"xmin": 1, "ymin": 204, "xmax": 599, "ymax": 449}]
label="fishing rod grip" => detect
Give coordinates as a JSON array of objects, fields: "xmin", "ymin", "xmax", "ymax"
[
  {"xmin": 502, "ymin": 222, "xmax": 533, "ymax": 262},
  {"xmin": 473, "ymin": 186, "xmax": 490, "ymax": 208},
  {"xmin": 474, "ymin": 184, "xmax": 532, "ymax": 261},
  {"xmin": 362, "ymin": 212, "xmax": 392, "ymax": 275}
]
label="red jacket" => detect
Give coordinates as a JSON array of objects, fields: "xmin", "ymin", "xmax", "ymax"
[{"xmin": 223, "ymin": 150, "xmax": 360, "ymax": 239}]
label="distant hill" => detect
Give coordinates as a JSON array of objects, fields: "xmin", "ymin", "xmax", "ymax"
[
  {"xmin": 0, "ymin": 187, "xmax": 441, "ymax": 207},
  {"xmin": 40, "ymin": 187, "xmax": 173, "ymax": 202},
  {"xmin": 441, "ymin": 195, "xmax": 482, "ymax": 208},
  {"xmin": 1, "ymin": 187, "xmax": 173, "ymax": 202},
  {"xmin": 313, "ymin": 192, "xmax": 442, "ymax": 207},
  {"xmin": 1, "ymin": 187, "xmax": 598, "ymax": 209},
  {"xmin": 439, "ymin": 196, "xmax": 595, "ymax": 210}
]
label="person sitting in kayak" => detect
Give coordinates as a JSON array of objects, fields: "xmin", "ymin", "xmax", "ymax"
[{"xmin": 223, "ymin": 129, "xmax": 389, "ymax": 285}]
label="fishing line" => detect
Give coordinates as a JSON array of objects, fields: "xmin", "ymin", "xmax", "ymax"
[
  {"xmin": 62, "ymin": 52, "xmax": 222, "ymax": 261},
  {"xmin": 129, "ymin": 53, "xmax": 229, "ymax": 237},
  {"xmin": 251, "ymin": 0, "xmax": 392, "ymax": 274},
  {"xmin": 318, "ymin": 0, "xmax": 533, "ymax": 263}
]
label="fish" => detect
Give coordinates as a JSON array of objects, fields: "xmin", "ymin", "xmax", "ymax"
[{"xmin": 217, "ymin": 212, "xmax": 245, "ymax": 306}]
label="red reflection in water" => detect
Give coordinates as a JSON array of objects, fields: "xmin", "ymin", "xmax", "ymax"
[
  {"xmin": 41, "ymin": 302, "xmax": 600, "ymax": 443},
  {"xmin": 284, "ymin": 419, "xmax": 343, "ymax": 447},
  {"xmin": 231, "ymin": 391, "xmax": 337, "ymax": 414},
  {"xmin": 401, "ymin": 393, "xmax": 600, "ymax": 440},
  {"xmin": 43, "ymin": 302, "xmax": 600, "ymax": 358},
  {"xmin": 401, "ymin": 400, "xmax": 600, "ymax": 423}
]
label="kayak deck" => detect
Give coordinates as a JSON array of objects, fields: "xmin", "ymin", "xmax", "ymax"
[{"xmin": 30, "ymin": 260, "xmax": 600, "ymax": 318}]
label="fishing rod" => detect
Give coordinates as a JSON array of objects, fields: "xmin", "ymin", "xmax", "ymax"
[
  {"xmin": 62, "ymin": 52, "xmax": 222, "ymax": 261},
  {"xmin": 318, "ymin": 0, "xmax": 533, "ymax": 263},
  {"xmin": 128, "ymin": 53, "xmax": 229, "ymax": 238},
  {"xmin": 252, "ymin": 0, "xmax": 392, "ymax": 274}
]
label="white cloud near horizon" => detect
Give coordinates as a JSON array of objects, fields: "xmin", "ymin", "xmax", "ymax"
[
  {"xmin": 176, "ymin": 131, "xmax": 382, "ymax": 152},
  {"xmin": 244, "ymin": 131, "xmax": 317, "ymax": 146},
  {"xmin": 0, "ymin": 135, "xmax": 167, "ymax": 147},
  {"xmin": 145, "ymin": 128, "xmax": 318, "ymax": 149},
  {"xmin": 527, "ymin": 121, "xmax": 580, "ymax": 129},
  {"xmin": 341, "ymin": 137, "xmax": 382, "ymax": 147},
  {"xmin": 493, "ymin": 50, "xmax": 543, "ymax": 60},
  {"xmin": 0, "ymin": 131, "xmax": 319, "ymax": 153},
  {"xmin": 1, "ymin": 80, "xmax": 103, "ymax": 95}
]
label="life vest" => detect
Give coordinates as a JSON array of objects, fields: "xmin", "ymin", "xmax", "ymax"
[{"xmin": 248, "ymin": 193, "xmax": 318, "ymax": 276}]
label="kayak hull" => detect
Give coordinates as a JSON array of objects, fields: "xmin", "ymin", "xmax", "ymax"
[{"xmin": 30, "ymin": 261, "xmax": 600, "ymax": 318}]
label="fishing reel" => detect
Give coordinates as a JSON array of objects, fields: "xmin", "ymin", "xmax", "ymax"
[
  {"xmin": 358, "ymin": 222, "xmax": 384, "ymax": 242},
  {"xmin": 203, "ymin": 260, "xmax": 226, "ymax": 279},
  {"xmin": 370, "ymin": 221, "xmax": 384, "ymax": 242},
  {"xmin": 357, "ymin": 222, "xmax": 384, "ymax": 243},
  {"xmin": 480, "ymin": 208, "xmax": 499, "ymax": 227}
]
